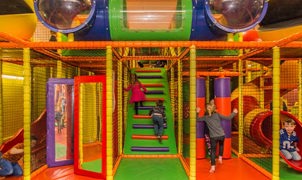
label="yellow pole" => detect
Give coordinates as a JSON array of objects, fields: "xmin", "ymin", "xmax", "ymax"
[
  {"xmin": 238, "ymin": 59, "xmax": 244, "ymax": 155},
  {"xmin": 65, "ymin": 33, "xmax": 74, "ymax": 78},
  {"xmin": 67, "ymin": 33, "xmax": 74, "ymax": 79},
  {"xmin": 123, "ymin": 48, "xmax": 129, "ymax": 57},
  {"xmin": 77, "ymin": 67, "xmax": 81, "ymax": 76},
  {"xmin": 122, "ymin": 47, "xmax": 130, "ymax": 133},
  {"xmin": 245, "ymin": 60, "xmax": 251, "ymax": 82},
  {"xmin": 238, "ymin": 33, "xmax": 243, "ymax": 155},
  {"xmin": 169, "ymin": 47, "xmax": 176, "ymax": 116},
  {"xmin": 0, "ymin": 50, "xmax": 2, "ymax": 144},
  {"xmin": 67, "ymin": 33, "xmax": 74, "ymax": 42},
  {"xmin": 298, "ymin": 59, "xmax": 302, "ymax": 121},
  {"xmin": 123, "ymin": 67, "xmax": 129, "ymax": 132},
  {"xmin": 97, "ymin": 83, "xmax": 102, "ymax": 141},
  {"xmin": 23, "ymin": 48, "xmax": 31, "ymax": 180},
  {"xmin": 259, "ymin": 64, "xmax": 265, "ymax": 109},
  {"xmin": 227, "ymin": 33, "xmax": 234, "ymax": 42},
  {"xmin": 50, "ymin": 67, "xmax": 53, "ymax": 78},
  {"xmin": 121, "ymin": 47, "xmax": 131, "ymax": 65},
  {"xmin": 57, "ymin": 60, "xmax": 62, "ymax": 78},
  {"xmin": 177, "ymin": 60, "xmax": 183, "ymax": 154},
  {"xmin": 79, "ymin": 84, "xmax": 84, "ymax": 164},
  {"xmin": 117, "ymin": 60, "xmax": 123, "ymax": 155},
  {"xmin": 91, "ymin": 85, "xmax": 97, "ymax": 140},
  {"xmin": 131, "ymin": 48, "xmax": 136, "ymax": 68},
  {"xmin": 106, "ymin": 46, "xmax": 113, "ymax": 180},
  {"xmin": 272, "ymin": 46, "xmax": 280, "ymax": 180},
  {"xmin": 56, "ymin": 32, "xmax": 62, "ymax": 55},
  {"xmin": 233, "ymin": 63, "xmax": 237, "ymax": 72},
  {"xmin": 164, "ymin": 47, "xmax": 169, "ymax": 56},
  {"xmin": 189, "ymin": 45, "xmax": 196, "ymax": 180},
  {"xmin": 206, "ymin": 76, "xmax": 210, "ymax": 103},
  {"xmin": 56, "ymin": 32, "xmax": 64, "ymax": 78},
  {"xmin": 170, "ymin": 66, "xmax": 175, "ymax": 116}
]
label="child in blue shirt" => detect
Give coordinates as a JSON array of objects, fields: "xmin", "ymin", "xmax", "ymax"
[{"xmin": 280, "ymin": 118, "xmax": 301, "ymax": 161}]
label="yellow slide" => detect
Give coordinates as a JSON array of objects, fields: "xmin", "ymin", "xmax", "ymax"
[
  {"xmin": 258, "ymin": 19, "xmax": 302, "ymax": 41},
  {"xmin": 0, "ymin": 0, "xmax": 37, "ymax": 40}
]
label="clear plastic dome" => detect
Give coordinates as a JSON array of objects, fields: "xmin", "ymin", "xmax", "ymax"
[
  {"xmin": 35, "ymin": 0, "xmax": 94, "ymax": 31},
  {"xmin": 207, "ymin": 0, "xmax": 265, "ymax": 30}
]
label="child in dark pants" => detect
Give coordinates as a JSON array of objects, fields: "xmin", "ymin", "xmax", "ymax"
[
  {"xmin": 204, "ymin": 124, "xmax": 211, "ymax": 156},
  {"xmin": 205, "ymin": 99, "xmax": 217, "ymax": 156},
  {"xmin": 197, "ymin": 103, "xmax": 238, "ymax": 173},
  {"xmin": 149, "ymin": 100, "xmax": 166, "ymax": 143}
]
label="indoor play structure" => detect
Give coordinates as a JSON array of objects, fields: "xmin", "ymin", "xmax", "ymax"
[
  {"xmin": 0, "ymin": 0, "xmax": 302, "ymax": 180},
  {"xmin": 33, "ymin": 0, "xmax": 268, "ymax": 40}
]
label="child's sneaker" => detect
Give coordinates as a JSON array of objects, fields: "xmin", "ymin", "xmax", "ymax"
[{"xmin": 157, "ymin": 136, "xmax": 162, "ymax": 143}]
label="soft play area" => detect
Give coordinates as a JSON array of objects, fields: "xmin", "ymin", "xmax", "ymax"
[{"xmin": 0, "ymin": 0, "xmax": 302, "ymax": 180}]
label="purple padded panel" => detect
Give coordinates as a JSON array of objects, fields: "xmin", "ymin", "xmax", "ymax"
[
  {"xmin": 214, "ymin": 77, "xmax": 231, "ymax": 97},
  {"xmin": 47, "ymin": 78, "xmax": 74, "ymax": 167},
  {"xmin": 196, "ymin": 121, "xmax": 205, "ymax": 138},
  {"xmin": 197, "ymin": 78, "xmax": 205, "ymax": 98},
  {"xmin": 144, "ymin": 90, "xmax": 164, "ymax": 94},
  {"xmin": 131, "ymin": 146, "xmax": 169, "ymax": 152}
]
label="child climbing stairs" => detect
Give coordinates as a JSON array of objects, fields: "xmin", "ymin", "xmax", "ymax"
[{"xmin": 123, "ymin": 68, "xmax": 177, "ymax": 155}]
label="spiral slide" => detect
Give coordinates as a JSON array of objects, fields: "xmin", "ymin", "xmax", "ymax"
[
  {"xmin": 231, "ymin": 95, "xmax": 302, "ymax": 171},
  {"xmin": 123, "ymin": 68, "xmax": 177, "ymax": 155},
  {"xmin": 248, "ymin": 108, "xmax": 302, "ymax": 171},
  {"xmin": 232, "ymin": 96, "xmax": 302, "ymax": 172},
  {"xmin": 230, "ymin": 56, "xmax": 302, "ymax": 171}
]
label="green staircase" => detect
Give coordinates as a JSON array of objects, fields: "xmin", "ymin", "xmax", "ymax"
[{"xmin": 123, "ymin": 68, "xmax": 177, "ymax": 155}]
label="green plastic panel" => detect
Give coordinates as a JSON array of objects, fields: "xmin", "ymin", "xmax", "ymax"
[{"xmin": 109, "ymin": 0, "xmax": 192, "ymax": 40}]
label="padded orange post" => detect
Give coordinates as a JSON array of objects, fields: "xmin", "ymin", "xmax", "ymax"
[
  {"xmin": 196, "ymin": 138, "xmax": 206, "ymax": 158},
  {"xmin": 215, "ymin": 97, "xmax": 231, "ymax": 115},
  {"xmin": 223, "ymin": 138, "xmax": 232, "ymax": 158}
]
